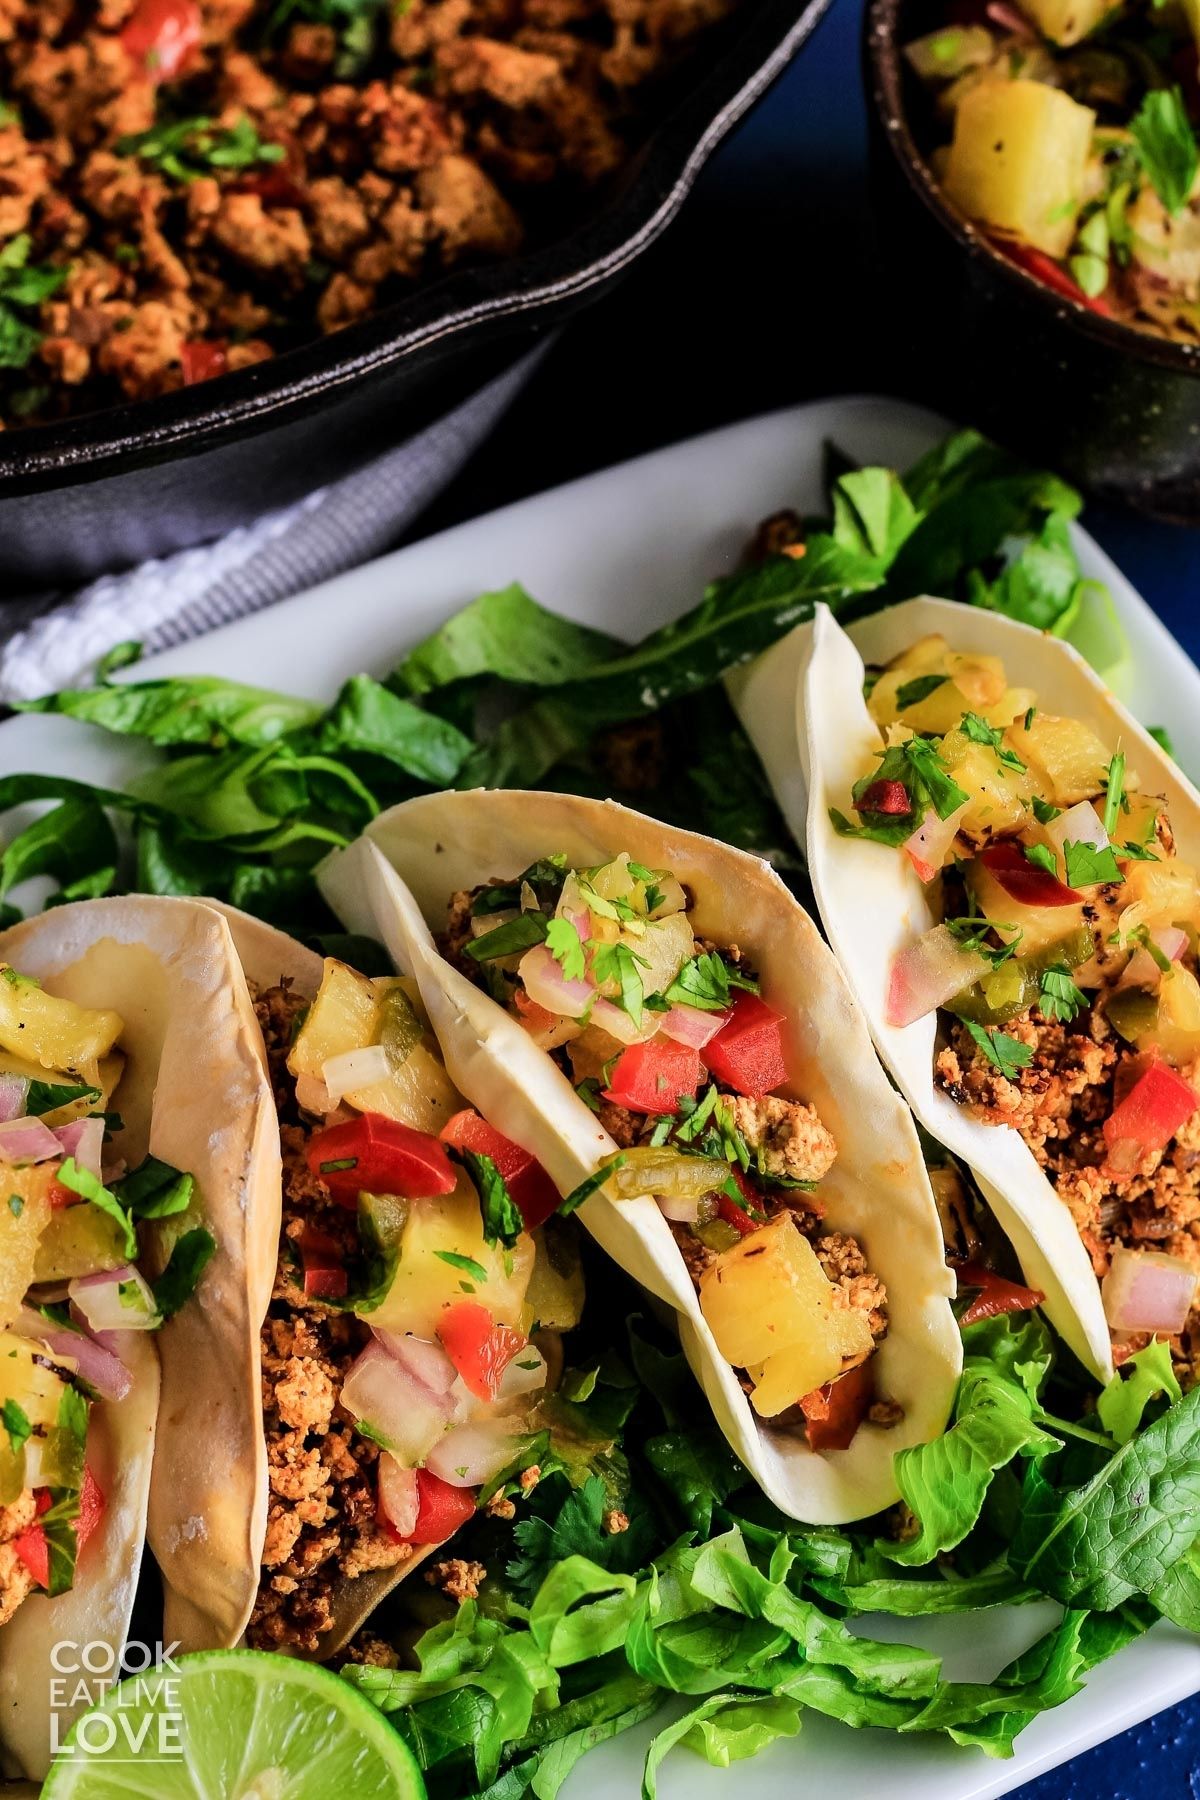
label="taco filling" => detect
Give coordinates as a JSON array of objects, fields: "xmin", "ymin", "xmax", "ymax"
[
  {"xmin": 836, "ymin": 631, "xmax": 1200, "ymax": 1380},
  {"xmin": 442, "ymin": 852, "xmax": 894, "ymax": 1452},
  {"xmin": 247, "ymin": 957, "xmax": 578, "ymax": 1655},
  {"xmin": 0, "ymin": 964, "xmax": 197, "ymax": 1628}
]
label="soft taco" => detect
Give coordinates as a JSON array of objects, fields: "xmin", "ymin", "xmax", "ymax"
[
  {"xmin": 0, "ymin": 896, "xmax": 272, "ymax": 1779},
  {"xmin": 207, "ymin": 907, "xmax": 583, "ymax": 1661},
  {"xmin": 730, "ymin": 595, "xmax": 1200, "ymax": 1388},
  {"xmin": 317, "ymin": 793, "xmax": 962, "ymax": 1525}
]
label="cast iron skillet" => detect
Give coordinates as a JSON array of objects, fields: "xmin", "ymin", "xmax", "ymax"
[
  {"xmin": 0, "ymin": 0, "xmax": 831, "ymax": 592},
  {"xmin": 865, "ymin": 0, "xmax": 1200, "ymax": 524}
]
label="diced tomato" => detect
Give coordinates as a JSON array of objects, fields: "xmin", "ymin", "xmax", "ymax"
[
  {"xmin": 48, "ymin": 1166, "xmax": 78, "ymax": 1209},
  {"xmin": 955, "ymin": 1261, "xmax": 1043, "ymax": 1328},
  {"xmin": 440, "ymin": 1109, "xmax": 559, "ymax": 1232},
  {"xmin": 701, "ymin": 992, "xmax": 788, "ymax": 1098},
  {"xmin": 979, "ymin": 841, "xmax": 1081, "ymax": 908},
  {"xmin": 1103, "ymin": 1057, "xmax": 1199, "ymax": 1177},
  {"xmin": 299, "ymin": 1227, "xmax": 347, "ymax": 1300},
  {"xmin": 408, "ymin": 1469, "xmax": 476, "ymax": 1545},
  {"xmin": 513, "ymin": 990, "xmax": 559, "ymax": 1033},
  {"xmin": 800, "ymin": 1361, "xmax": 874, "ymax": 1452},
  {"xmin": 306, "ymin": 1112, "xmax": 457, "ymax": 1207},
  {"xmin": 716, "ymin": 1168, "xmax": 768, "ymax": 1237},
  {"xmin": 437, "ymin": 1301, "xmax": 525, "ymax": 1402},
  {"xmin": 13, "ymin": 1470, "xmax": 104, "ymax": 1590},
  {"xmin": 996, "ymin": 239, "xmax": 1113, "ymax": 318},
  {"xmin": 120, "ymin": 0, "xmax": 202, "ymax": 81},
  {"xmin": 234, "ymin": 169, "xmax": 308, "ymax": 209},
  {"xmin": 179, "ymin": 339, "xmax": 228, "ymax": 386},
  {"xmin": 602, "ymin": 1040, "xmax": 703, "ymax": 1116},
  {"xmin": 855, "ymin": 779, "xmax": 912, "ymax": 817}
]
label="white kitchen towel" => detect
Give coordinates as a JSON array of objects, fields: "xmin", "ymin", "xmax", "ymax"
[{"xmin": 0, "ymin": 347, "xmax": 541, "ymax": 705}]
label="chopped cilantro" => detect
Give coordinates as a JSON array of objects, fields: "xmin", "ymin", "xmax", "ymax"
[
  {"xmin": 1063, "ymin": 840, "xmax": 1124, "ymax": 889},
  {"xmin": 544, "ymin": 916, "xmax": 587, "ymax": 982},
  {"xmin": 466, "ymin": 913, "xmax": 550, "ymax": 962},
  {"xmin": 1119, "ymin": 840, "xmax": 1160, "ymax": 862},
  {"xmin": 675, "ymin": 1084, "xmax": 720, "ymax": 1142},
  {"xmin": 945, "ymin": 916, "xmax": 1020, "ymax": 967},
  {"xmin": 1023, "ymin": 843, "xmax": 1059, "ymax": 877},
  {"xmin": 320, "ymin": 1156, "xmax": 358, "ymax": 1173},
  {"xmin": 662, "ymin": 950, "xmax": 756, "ymax": 1013},
  {"xmin": 1031, "ymin": 796, "xmax": 1062, "ymax": 825},
  {"xmin": 961, "ymin": 712, "xmax": 1026, "ymax": 772},
  {"xmin": 903, "ymin": 736, "xmax": 971, "ymax": 820},
  {"xmin": 626, "ymin": 860, "xmax": 657, "ymax": 883},
  {"xmin": 1039, "ymin": 965, "xmax": 1088, "ymax": 1024},
  {"xmin": 116, "ymin": 115, "xmax": 286, "ymax": 183},
  {"xmin": 1024, "ymin": 707, "xmax": 1037, "ymax": 731},
  {"xmin": 1148, "ymin": 725, "xmax": 1176, "ymax": 759},
  {"xmin": 1130, "ymin": 86, "xmax": 1198, "ymax": 216},
  {"xmin": 152, "ymin": 1227, "xmax": 215, "ymax": 1319},
  {"xmin": 590, "ymin": 941, "xmax": 648, "ymax": 1026},
  {"xmin": 115, "ymin": 1155, "xmax": 193, "ymax": 1219},
  {"xmin": 1102, "ymin": 751, "xmax": 1126, "ymax": 838},
  {"xmin": 964, "ymin": 1020, "xmax": 1034, "ymax": 1080},
  {"xmin": 54, "ymin": 1158, "xmax": 137, "ymax": 1260},
  {"xmin": 2, "ymin": 1399, "xmax": 31, "ymax": 1456},
  {"xmin": 7, "ymin": 1194, "xmax": 22, "ymax": 1216},
  {"xmin": 434, "ymin": 1249, "xmax": 489, "ymax": 1282},
  {"xmin": 895, "ymin": 673, "xmax": 948, "ymax": 710},
  {"xmin": 461, "ymin": 1149, "xmax": 525, "ymax": 1249},
  {"xmin": 575, "ymin": 1077, "xmax": 602, "ymax": 1114},
  {"xmin": 25, "ymin": 1080, "xmax": 101, "ymax": 1117},
  {"xmin": 0, "ymin": 235, "xmax": 67, "ymax": 373}
]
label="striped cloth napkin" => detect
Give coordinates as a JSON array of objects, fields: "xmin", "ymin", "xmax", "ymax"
[{"xmin": 0, "ymin": 349, "xmax": 540, "ymax": 705}]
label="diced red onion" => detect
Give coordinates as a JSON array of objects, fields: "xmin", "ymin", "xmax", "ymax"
[
  {"xmin": 656, "ymin": 1194, "xmax": 703, "ymax": 1224},
  {"xmin": 986, "ymin": 0, "xmax": 1037, "ymax": 34},
  {"xmin": 590, "ymin": 998, "xmax": 660, "ymax": 1045},
  {"xmin": 1117, "ymin": 927, "xmax": 1189, "ymax": 994},
  {"xmin": 69, "ymin": 1265, "xmax": 159, "ymax": 1333},
  {"xmin": 377, "ymin": 1454, "xmax": 419, "ymax": 1540},
  {"xmin": 322, "ymin": 1044, "xmax": 391, "ymax": 1104},
  {"xmin": 0, "ymin": 1117, "xmax": 63, "ymax": 1164},
  {"xmin": 497, "ymin": 1345, "xmax": 548, "ymax": 1402},
  {"xmin": 294, "ymin": 1072, "xmax": 335, "ymax": 1116},
  {"xmin": 425, "ymin": 1421, "xmax": 523, "ymax": 1488},
  {"xmin": 1102, "ymin": 1245, "xmax": 1198, "ymax": 1335},
  {"xmin": 886, "ymin": 925, "xmax": 991, "ymax": 1029},
  {"xmin": 0, "ymin": 1076, "xmax": 29, "ymax": 1124},
  {"xmin": 342, "ymin": 1340, "xmax": 451, "ymax": 1464},
  {"xmin": 372, "ymin": 1328, "xmax": 460, "ymax": 1402},
  {"xmin": 658, "ymin": 1004, "xmax": 728, "ymax": 1049},
  {"xmin": 11, "ymin": 1304, "xmax": 132, "ymax": 1402},
  {"xmin": 519, "ymin": 945, "xmax": 594, "ymax": 1019},
  {"xmin": 53, "ymin": 1117, "xmax": 105, "ymax": 1181},
  {"xmin": 903, "ymin": 802, "xmax": 969, "ymax": 884},
  {"xmin": 1044, "ymin": 801, "xmax": 1109, "ymax": 867}
]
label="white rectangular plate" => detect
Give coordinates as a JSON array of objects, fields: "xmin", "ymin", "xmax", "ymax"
[{"xmin": 2, "ymin": 395, "xmax": 1197, "ymax": 1797}]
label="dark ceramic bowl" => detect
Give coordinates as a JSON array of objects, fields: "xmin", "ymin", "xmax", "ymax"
[
  {"xmin": 865, "ymin": 0, "xmax": 1200, "ymax": 523},
  {"xmin": 0, "ymin": 0, "xmax": 830, "ymax": 594}
]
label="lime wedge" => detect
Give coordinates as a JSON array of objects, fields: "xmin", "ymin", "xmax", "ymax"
[{"xmin": 42, "ymin": 1649, "xmax": 425, "ymax": 1800}]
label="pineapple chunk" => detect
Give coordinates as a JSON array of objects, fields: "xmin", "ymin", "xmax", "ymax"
[
  {"xmin": 521, "ymin": 1223, "xmax": 585, "ymax": 1333},
  {"xmin": 368, "ymin": 1168, "xmax": 534, "ymax": 1338},
  {"xmin": 622, "ymin": 913, "xmax": 694, "ymax": 997},
  {"xmin": 945, "ymin": 650, "xmax": 1008, "ymax": 710},
  {"xmin": 0, "ymin": 971, "xmax": 123, "ymax": 1076},
  {"xmin": 941, "ymin": 729, "xmax": 1036, "ymax": 837},
  {"xmin": 943, "ymin": 80, "xmax": 1094, "ymax": 256},
  {"xmin": 698, "ymin": 1214, "xmax": 872, "ymax": 1419},
  {"xmin": 0, "ymin": 1165, "xmax": 54, "ymax": 1329},
  {"xmin": 1126, "ymin": 857, "xmax": 1200, "ymax": 931},
  {"xmin": 971, "ymin": 857, "xmax": 1087, "ymax": 954},
  {"xmin": 1144, "ymin": 965, "xmax": 1200, "ymax": 1066},
  {"xmin": 1016, "ymin": 0, "xmax": 1116, "ymax": 47},
  {"xmin": 289, "ymin": 959, "xmax": 462, "ymax": 1135},
  {"xmin": 1005, "ymin": 713, "xmax": 1110, "ymax": 806},
  {"xmin": 887, "ymin": 633, "xmax": 949, "ymax": 674},
  {"xmin": 33, "ymin": 1200, "xmax": 131, "ymax": 1284}
]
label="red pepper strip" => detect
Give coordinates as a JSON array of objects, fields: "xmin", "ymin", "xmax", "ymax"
[
  {"xmin": 701, "ymin": 992, "xmax": 789, "ymax": 1098},
  {"xmin": 800, "ymin": 1361, "xmax": 875, "ymax": 1452},
  {"xmin": 120, "ymin": 0, "xmax": 202, "ymax": 82},
  {"xmin": 440, "ymin": 1109, "xmax": 559, "ymax": 1232},
  {"xmin": 300, "ymin": 1227, "xmax": 348, "ymax": 1300},
  {"xmin": 996, "ymin": 239, "xmax": 1113, "ymax": 318},
  {"xmin": 1103, "ymin": 1059, "xmax": 1199, "ymax": 1175},
  {"xmin": 602, "ymin": 1040, "xmax": 703, "ymax": 1116},
  {"xmin": 956, "ymin": 1260, "xmax": 1043, "ymax": 1328},
  {"xmin": 979, "ymin": 841, "xmax": 1082, "ymax": 908},
  {"xmin": 405, "ymin": 1469, "xmax": 476, "ymax": 1546},
  {"xmin": 855, "ymin": 778, "xmax": 912, "ymax": 816},
  {"xmin": 716, "ymin": 1168, "xmax": 770, "ymax": 1237},
  {"xmin": 306, "ymin": 1112, "xmax": 457, "ymax": 1207},
  {"xmin": 13, "ymin": 1469, "xmax": 104, "ymax": 1588},
  {"xmin": 179, "ymin": 339, "xmax": 228, "ymax": 386},
  {"xmin": 438, "ymin": 1301, "xmax": 526, "ymax": 1403}
]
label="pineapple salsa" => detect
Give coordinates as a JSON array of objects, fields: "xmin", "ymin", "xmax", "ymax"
[
  {"xmin": 246, "ymin": 959, "xmax": 584, "ymax": 1654},
  {"xmin": 905, "ymin": 0, "xmax": 1200, "ymax": 343},
  {"xmin": 838, "ymin": 632, "xmax": 1200, "ymax": 1379},
  {"xmin": 443, "ymin": 853, "xmax": 894, "ymax": 1452},
  {"xmin": 0, "ymin": 968, "xmax": 198, "ymax": 1629}
]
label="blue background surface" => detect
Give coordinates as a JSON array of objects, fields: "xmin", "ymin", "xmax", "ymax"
[{"xmin": 431, "ymin": 1, "xmax": 1200, "ymax": 1789}]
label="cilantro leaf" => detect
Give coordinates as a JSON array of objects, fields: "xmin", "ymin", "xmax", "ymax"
[
  {"xmin": 434, "ymin": 1249, "xmax": 489, "ymax": 1283},
  {"xmin": 115, "ymin": 1155, "xmax": 194, "ymax": 1219},
  {"xmin": 466, "ymin": 914, "xmax": 549, "ymax": 962},
  {"xmin": 560, "ymin": 1155, "xmax": 625, "ymax": 1217},
  {"xmin": 152, "ymin": 1227, "xmax": 216, "ymax": 1319},
  {"xmin": 662, "ymin": 951, "xmax": 756, "ymax": 1013},
  {"xmin": 903, "ymin": 737, "xmax": 970, "ymax": 820},
  {"xmin": 964, "ymin": 1020, "xmax": 1034, "ymax": 1080},
  {"xmin": 1039, "ymin": 965, "xmax": 1087, "ymax": 1024},
  {"xmin": 462, "ymin": 1150, "xmax": 525, "ymax": 1250},
  {"xmin": 1023, "ymin": 843, "xmax": 1059, "ymax": 876},
  {"xmin": 1131, "ymin": 86, "xmax": 1198, "ymax": 216},
  {"xmin": 895, "ymin": 673, "xmax": 948, "ymax": 710},
  {"xmin": 545, "ymin": 917, "xmax": 587, "ymax": 982},
  {"xmin": 54, "ymin": 1158, "xmax": 137, "ymax": 1260},
  {"xmin": 2, "ymin": 1399, "xmax": 31, "ymax": 1456},
  {"xmin": 1063, "ymin": 839, "xmax": 1123, "ymax": 889},
  {"xmin": 24, "ymin": 1080, "xmax": 101, "ymax": 1117},
  {"xmin": 590, "ymin": 941, "xmax": 647, "ymax": 1026},
  {"xmin": 1102, "ymin": 750, "xmax": 1126, "ymax": 839},
  {"xmin": 116, "ymin": 115, "xmax": 286, "ymax": 183},
  {"xmin": 1031, "ymin": 796, "xmax": 1061, "ymax": 824},
  {"xmin": 961, "ymin": 712, "xmax": 1025, "ymax": 771}
]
